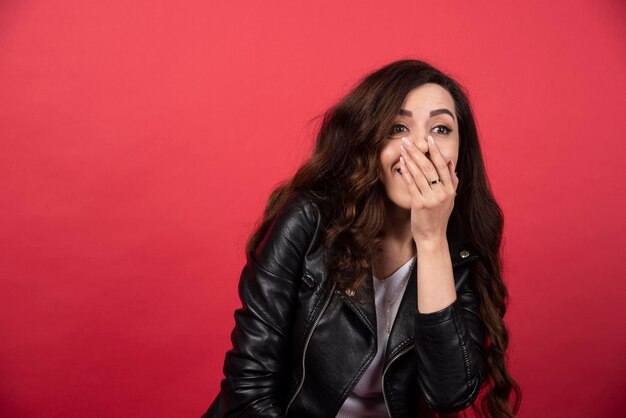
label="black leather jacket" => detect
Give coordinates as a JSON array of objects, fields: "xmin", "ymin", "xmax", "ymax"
[{"xmin": 203, "ymin": 192, "xmax": 486, "ymax": 418}]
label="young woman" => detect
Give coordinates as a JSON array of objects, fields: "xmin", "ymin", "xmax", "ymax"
[{"xmin": 202, "ymin": 59, "xmax": 521, "ymax": 418}]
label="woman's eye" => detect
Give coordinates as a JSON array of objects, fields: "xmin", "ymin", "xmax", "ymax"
[
  {"xmin": 432, "ymin": 125, "xmax": 452, "ymax": 135},
  {"xmin": 390, "ymin": 124, "xmax": 408, "ymax": 135}
]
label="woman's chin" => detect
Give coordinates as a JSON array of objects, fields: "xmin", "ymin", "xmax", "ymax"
[
  {"xmin": 381, "ymin": 184, "xmax": 412, "ymax": 210},
  {"xmin": 397, "ymin": 201, "xmax": 412, "ymax": 211},
  {"xmin": 387, "ymin": 193, "xmax": 412, "ymax": 211}
]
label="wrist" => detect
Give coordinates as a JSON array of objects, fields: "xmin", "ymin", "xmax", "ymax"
[{"xmin": 415, "ymin": 236, "xmax": 448, "ymax": 253}]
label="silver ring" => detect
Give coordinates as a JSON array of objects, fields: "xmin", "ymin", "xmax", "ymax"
[{"xmin": 429, "ymin": 178, "xmax": 442, "ymax": 185}]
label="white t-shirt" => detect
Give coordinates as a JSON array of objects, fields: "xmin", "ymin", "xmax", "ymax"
[{"xmin": 335, "ymin": 256, "xmax": 416, "ymax": 418}]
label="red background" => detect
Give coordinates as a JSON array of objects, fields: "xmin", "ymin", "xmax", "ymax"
[{"xmin": 1, "ymin": 1, "xmax": 625, "ymax": 417}]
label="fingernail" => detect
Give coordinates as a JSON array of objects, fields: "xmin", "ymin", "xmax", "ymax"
[
  {"xmin": 427, "ymin": 135, "xmax": 434, "ymax": 144},
  {"xmin": 401, "ymin": 137, "xmax": 412, "ymax": 147}
]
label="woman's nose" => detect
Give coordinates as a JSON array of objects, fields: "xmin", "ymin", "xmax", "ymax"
[
  {"xmin": 400, "ymin": 135, "xmax": 429, "ymax": 154},
  {"xmin": 415, "ymin": 137, "xmax": 429, "ymax": 153}
]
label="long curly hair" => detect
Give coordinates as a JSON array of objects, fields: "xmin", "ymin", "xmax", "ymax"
[{"xmin": 244, "ymin": 59, "xmax": 521, "ymax": 418}]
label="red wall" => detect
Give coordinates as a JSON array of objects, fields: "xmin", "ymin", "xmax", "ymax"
[{"xmin": 1, "ymin": 1, "xmax": 625, "ymax": 417}]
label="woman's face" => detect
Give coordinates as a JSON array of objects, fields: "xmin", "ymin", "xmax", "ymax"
[{"xmin": 378, "ymin": 83, "xmax": 460, "ymax": 210}]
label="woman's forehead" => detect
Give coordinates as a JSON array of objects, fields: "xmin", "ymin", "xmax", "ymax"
[
  {"xmin": 400, "ymin": 85, "xmax": 456, "ymax": 121},
  {"xmin": 403, "ymin": 84, "xmax": 454, "ymax": 107}
]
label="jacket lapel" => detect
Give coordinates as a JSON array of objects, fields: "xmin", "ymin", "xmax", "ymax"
[
  {"xmin": 384, "ymin": 222, "xmax": 478, "ymax": 363},
  {"xmin": 337, "ymin": 218, "xmax": 479, "ymax": 353},
  {"xmin": 385, "ymin": 260, "xmax": 417, "ymax": 361},
  {"xmin": 340, "ymin": 275, "xmax": 377, "ymax": 336}
]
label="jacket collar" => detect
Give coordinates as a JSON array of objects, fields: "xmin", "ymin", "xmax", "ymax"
[{"xmin": 339, "ymin": 220, "xmax": 479, "ymax": 360}]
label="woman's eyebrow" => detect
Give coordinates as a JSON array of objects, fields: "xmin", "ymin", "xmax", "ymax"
[
  {"xmin": 430, "ymin": 108, "xmax": 455, "ymax": 121},
  {"xmin": 398, "ymin": 108, "xmax": 456, "ymax": 121}
]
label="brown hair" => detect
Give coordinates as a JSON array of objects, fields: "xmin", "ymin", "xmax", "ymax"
[{"xmin": 245, "ymin": 59, "xmax": 521, "ymax": 418}]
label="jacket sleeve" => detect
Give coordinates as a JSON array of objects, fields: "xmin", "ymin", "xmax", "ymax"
[
  {"xmin": 203, "ymin": 194, "xmax": 317, "ymax": 418},
  {"xmin": 414, "ymin": 261, "xmax": 487, "ymax": 412}
]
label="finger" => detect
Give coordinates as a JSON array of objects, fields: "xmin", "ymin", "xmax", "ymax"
[
  {"xmin": 400, "ymin": 141, "xmax": 433, "ymax": 196},
  {"xmin": 426, "ymin": 135, "xmax": 453, "ymax": 189},
  {"xmin": 448, "ymin": 160, "xmax": 459, "ymax": 194},
  {"xmin": 399, "ymin": 156, "xmax": 422, "ymax": 201},
  {"xmin": 401, "ymin": 138, "xmax": 436, "ymax": 195}
]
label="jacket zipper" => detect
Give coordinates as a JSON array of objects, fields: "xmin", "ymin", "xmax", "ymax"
[
  {"xmin": 382, "ymin": 344, "xmax": 413, "ymax": 418},
  {"xmin": 285, "ymin": 281, "xmax": 337, "ymax": 414}
]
